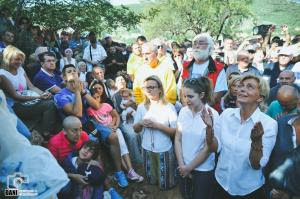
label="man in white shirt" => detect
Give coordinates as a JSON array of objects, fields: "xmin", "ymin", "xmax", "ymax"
[{"xmin": 83, "ymin": 33, "xmax": 107, "ymax": 72}]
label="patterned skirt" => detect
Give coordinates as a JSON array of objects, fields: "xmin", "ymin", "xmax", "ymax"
[{"xmin": 142, "ymin": 146, "xmax": 177, "ymax": 190}]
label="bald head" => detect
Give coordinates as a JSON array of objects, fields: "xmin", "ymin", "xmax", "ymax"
[
  {"xmin": 278, "ymin": 70, "xmax": 295, "ymax": 85},
  {"xmin": 63, "ymin": 116, "xmax": 82, "ymax": 129},
  {"xmin": 277, "ymin": 85, "xmax": 299, "ymax": 112}
]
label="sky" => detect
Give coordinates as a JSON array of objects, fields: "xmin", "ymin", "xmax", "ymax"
[{"xmin": 110, "ymin": 0, "xmax": 140, "ymax": 5}]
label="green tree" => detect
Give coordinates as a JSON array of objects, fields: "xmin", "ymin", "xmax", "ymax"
[
  {"xmin": 0, "ymin": 0, "xmax": 142, "ymax": 33},
  {"xmin": 141, "ymin": 0, "xmax": 253, "ymax": 41}
]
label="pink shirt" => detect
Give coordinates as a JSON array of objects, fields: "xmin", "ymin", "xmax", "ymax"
[{"xmin": 87, "ymin": 103, "xmax": 113, "ymax": 126}]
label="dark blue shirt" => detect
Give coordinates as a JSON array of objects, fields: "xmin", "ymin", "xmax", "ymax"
[{"xmin": 33, "ymin": 69, "xmax": 63, "ymax": 92}]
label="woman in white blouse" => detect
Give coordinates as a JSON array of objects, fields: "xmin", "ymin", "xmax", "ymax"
[
  {"xmin": 175, "ymin": 76, "xmax": 219, "ymax": 199},
  {"xmin": 133, "ymin": 75, "xmax": 177, "ymax": 190},
  {"xmin": 204, "ymin": 74, "xmax": 277, "ymax": 199}
]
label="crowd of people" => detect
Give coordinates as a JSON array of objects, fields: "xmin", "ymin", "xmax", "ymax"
[{"xmin": 1, "ymin": 7, "xmax": 300, "ymax": 199}]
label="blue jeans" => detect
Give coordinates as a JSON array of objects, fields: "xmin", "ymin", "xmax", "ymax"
[{"xmin": 85, "ymin": 120, "xmax": 112, "ymax": 142}]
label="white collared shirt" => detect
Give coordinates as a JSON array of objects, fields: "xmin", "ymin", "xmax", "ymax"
[
  {"xmin": 177, "ymin": 105, "xmax": 219, "ymax": 171},
  {"xmin": 215, "ymin": 107, "xmax": 277, "ymax": 196},
  {"xmin": 191, "ymin": 62, "xmax": 228, "ymax": 93}
]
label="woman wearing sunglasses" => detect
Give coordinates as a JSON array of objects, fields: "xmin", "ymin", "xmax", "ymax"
[
  {"xmin": 175, "ymin": 76, "xmax": 219, "ymax": 199},
  {"xmin": 133, "ymin": 75, "xmax": 178, "ymax": 190}
]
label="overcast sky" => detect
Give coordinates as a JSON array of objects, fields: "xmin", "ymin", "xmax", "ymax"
[{"xmin": 110, "ymin": 0, "xmax": 140, "ymax": 5}]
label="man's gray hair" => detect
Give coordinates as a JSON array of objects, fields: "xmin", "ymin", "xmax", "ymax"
[
  {"xmin": 192, "ymin": 33, "xmax": 215, "ymax": 54},
  {"xmin": 142, "ymin": 42, "xmax": 158, "ymax": 53}
]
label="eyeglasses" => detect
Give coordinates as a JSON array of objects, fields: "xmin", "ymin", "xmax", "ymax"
[
  {"xmin": 193, "ymin": 41, "xmax": 208, "ymax": 46},
  {"xmin": 142, "ymin": 86, "xmax": 158, "ymax": 91},
  {"xmin": 157, "ymin": 45, "xmax": 163, "ymax": 49}
]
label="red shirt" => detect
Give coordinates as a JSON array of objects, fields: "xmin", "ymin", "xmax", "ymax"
[{"xmin": 48, "ymin": 130, "xmax": 89, "ymax": 163}]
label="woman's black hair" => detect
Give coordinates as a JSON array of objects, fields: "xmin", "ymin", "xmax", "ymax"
[{"xmin": 89, "ymin": 80, "xmax": 108, "ymax": 103}]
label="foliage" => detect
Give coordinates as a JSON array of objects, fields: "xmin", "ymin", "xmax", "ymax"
[
  {"xmin": 0, "ymin": 0, "xmax": 142, "ymax": 34},
  {"xmin": 250, "ymin": 0, "xmax": 300, "ymax": 35},
  {"xmin": 141, "ymin": 0, "xmax": 254, "ymax": 41}
]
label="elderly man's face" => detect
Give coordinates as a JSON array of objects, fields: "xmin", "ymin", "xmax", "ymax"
[
  {"xmin": 192, "ymin": 38, "xmax": 210, "ymax": 61},
  {"xmin": 93, "ymin": 67, "xmax": 104, "ymax": 81},
  {"xmin": 142, "ymin": 45, "xmax": 157, "ymax": 65},
  {"xmin": 279, "ymin": 72, "xmax": 295, "ymax": 85},
  {"xmin": 193, "ymin": 38, "xmax": 209, "ymax": 50}
]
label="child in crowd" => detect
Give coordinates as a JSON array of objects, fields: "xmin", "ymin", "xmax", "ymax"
[
  {"xmin": 61, "ymin": 140, "xmax": 106, "ymax": 199},
  {"xmin": 106, "ymin": 79, "xmax": 118, "ymax": 97},
  {"xmin": 87, "ymin": 92, "xmax": 143, "ymax": 182},
  {"xmin": 119, "ymin": 88, "xmax": 136, "ymax": 124}
]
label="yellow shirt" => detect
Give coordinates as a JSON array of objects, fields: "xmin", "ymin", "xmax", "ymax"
[
  {"xmin": 133, "ymin": 61, "xmax": 177, "ymax": 104},
  {"xmin": 127, "ymin": 54, "xmax": 143, "ymax": 79}
]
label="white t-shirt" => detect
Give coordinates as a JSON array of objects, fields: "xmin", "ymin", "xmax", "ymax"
[
  {"xmin": 191, "ymin": 61, "xmax": 228, "ymax": 93},
  {"xmin": 134, "ymin": 102, "xmax": 177, "ymax": 153},
  {"xmin": 177, "ymin": 105, "xmax": 219, "ymax": 171},
  {"xmin": 0, "ymin": 67, "xmax": 27, "ymax": 92}
]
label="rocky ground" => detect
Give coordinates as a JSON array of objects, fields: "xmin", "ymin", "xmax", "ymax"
[{"xmin": 112, "ymin": 164, "xmax": 182, "ymax": 199}]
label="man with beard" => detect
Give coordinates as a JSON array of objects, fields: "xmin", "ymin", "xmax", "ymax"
[{"xmin": 182, "ymin": 33, "xmax": 228, "ymax": 111}]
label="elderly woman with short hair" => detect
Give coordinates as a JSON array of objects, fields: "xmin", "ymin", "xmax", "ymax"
[{"xmin": 203, "ymin": 74, "xmax": 277, "ymax": 199}]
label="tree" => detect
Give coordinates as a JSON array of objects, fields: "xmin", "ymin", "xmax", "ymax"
[
  {"xmin": 141, "ymin": 0, "xmax": 253, "ymax": 41},
  {"xmin": 0, "ymin": 0, "xmax": 142, "ymax": 33}
]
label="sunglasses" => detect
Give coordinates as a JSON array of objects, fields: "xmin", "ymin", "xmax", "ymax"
[
  {"xmin": 157, "ymin": 45, "xmax": 164, "ymax": 49},
  {"xmin": 184, "ymin": 78, "xmax": 200, "ymax": 85}
]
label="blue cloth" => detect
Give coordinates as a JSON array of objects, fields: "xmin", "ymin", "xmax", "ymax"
[
  {"xmin": 60, "ymin": 153, "xmax": 105, "ymax": 199},
  {"xmin": 54, "ymin": 88, "xmax": 89, "ymax": 124},
  {"xmin": 33, "ymin": 69, "xmax": 63, "ymax": 92}
]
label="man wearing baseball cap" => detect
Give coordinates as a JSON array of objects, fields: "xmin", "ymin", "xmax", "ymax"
[{"xmin": 263, "ymin": 47, "xmax": 294, "ymax": 88}]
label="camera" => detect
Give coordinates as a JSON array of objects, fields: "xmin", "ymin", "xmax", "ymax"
[
  {"xmin": 7, "ymin": 172, "xmax": 29, "ymax": 189},
  {"xmin": 253, "ymin": 25, "xmax": 273, "ymax": 37}
]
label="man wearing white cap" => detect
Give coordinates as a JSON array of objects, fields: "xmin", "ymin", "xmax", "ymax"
[{"xmin": 263, "ymin": 47, "xmax": 294, "ymax": 88}]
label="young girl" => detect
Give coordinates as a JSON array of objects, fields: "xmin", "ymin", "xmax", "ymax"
[
  {"xmin": 175, "ymin": 77, "xmax": 219, "ymax": 199},
  {"xmin": 61, "ymin": 140, "xmax": 106, "ymax": 199},
  {"xmin": 87, "ymin": 92, "xmax": 143, "ymax": 183}
]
